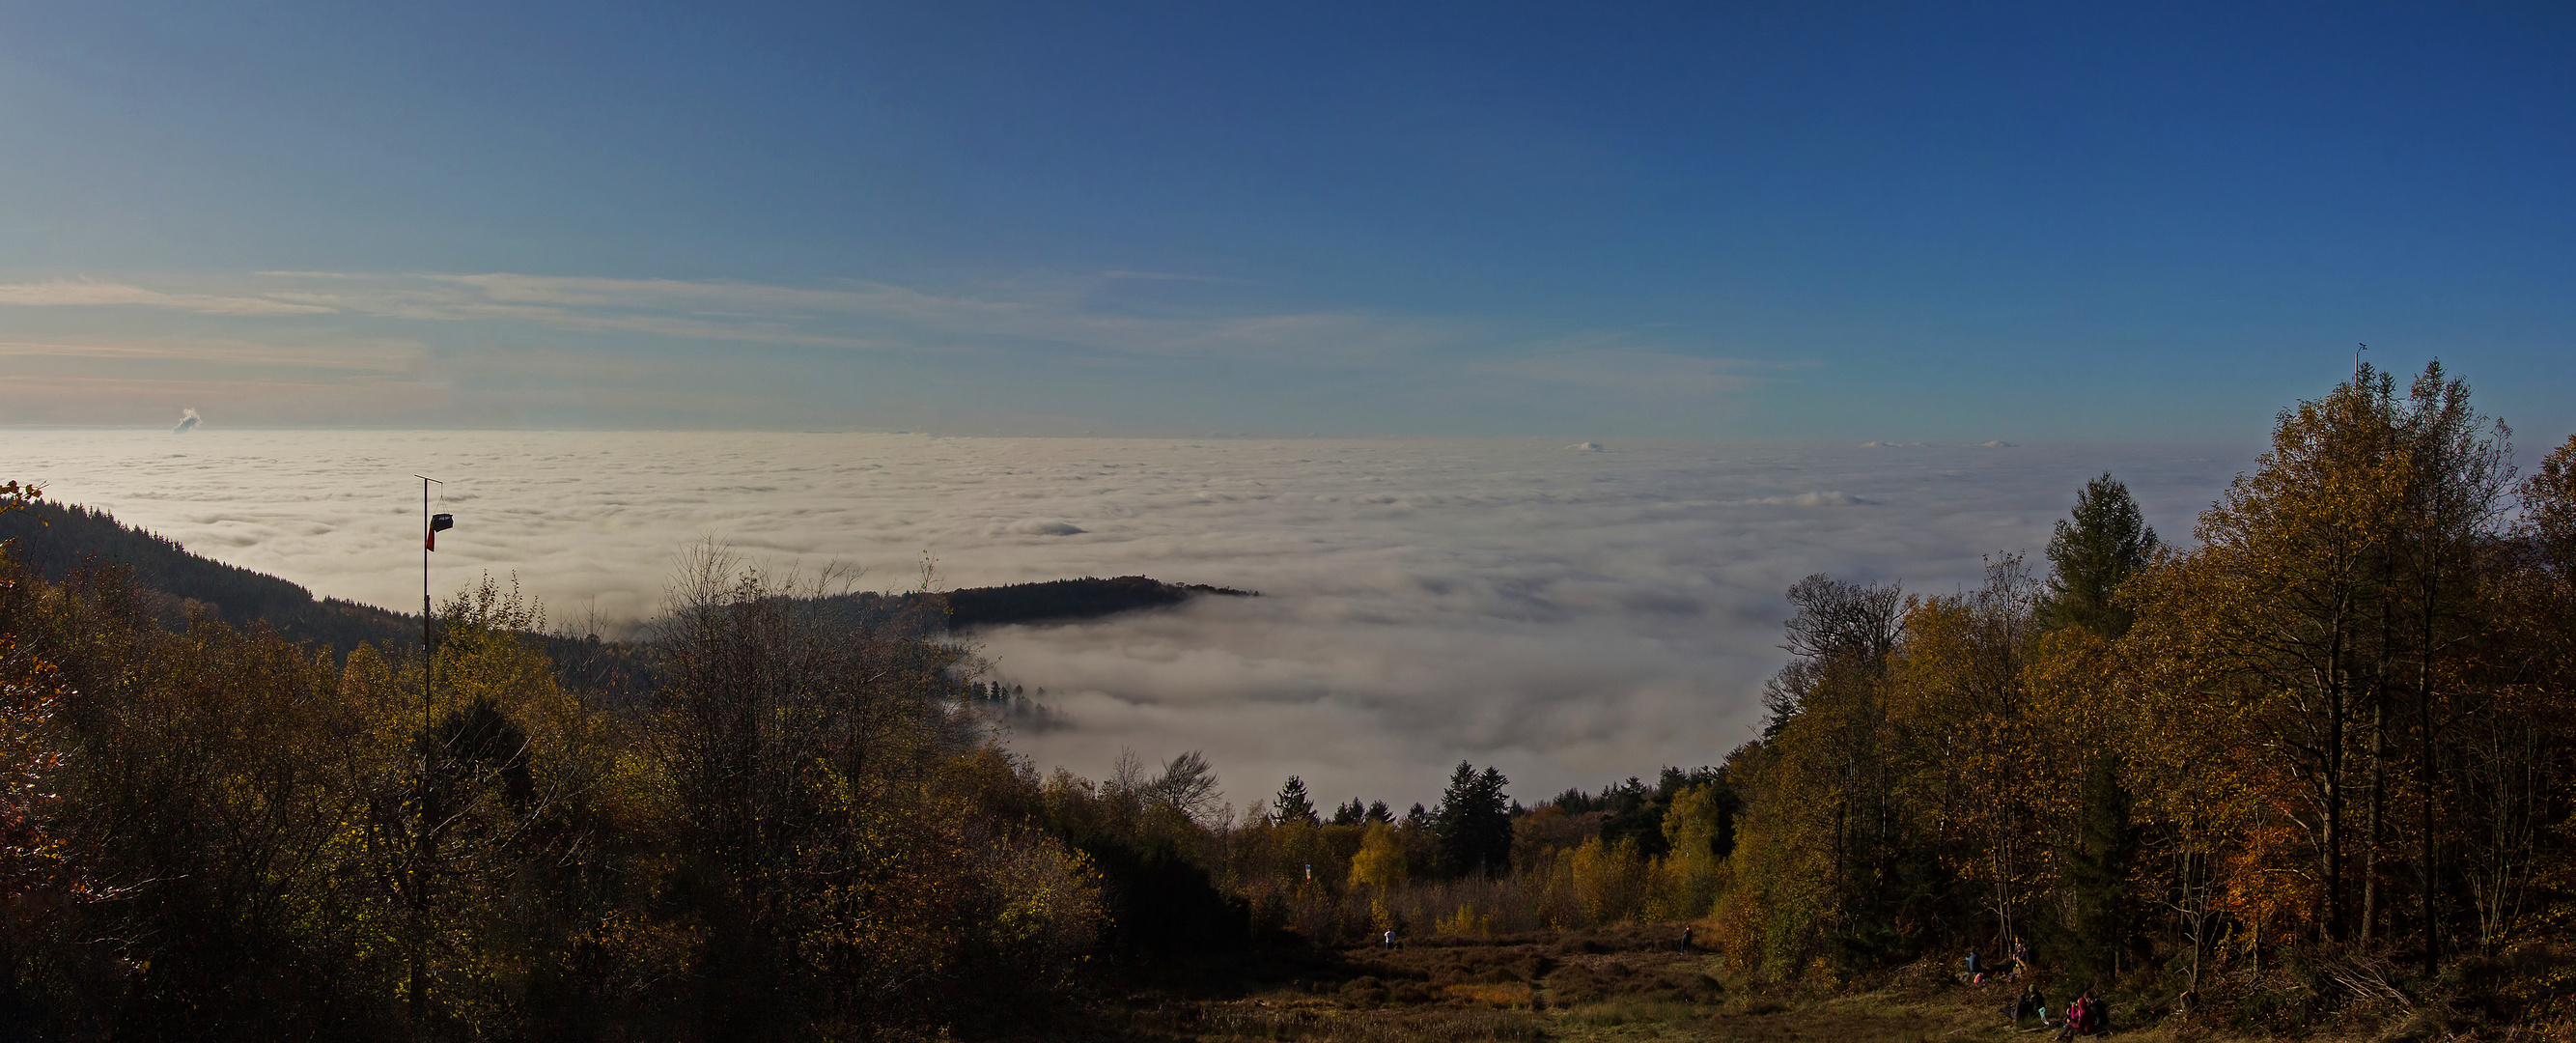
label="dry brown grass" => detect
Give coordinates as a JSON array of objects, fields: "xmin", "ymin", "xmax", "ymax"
[{"xmin": 1085, "ymin": 924, "xmax": 2335, "ymax": 1043}]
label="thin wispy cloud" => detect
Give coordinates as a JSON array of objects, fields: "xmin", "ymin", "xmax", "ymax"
[
  {"xmin": 0, "ymin": 279, "xmax": 333, "ymax": 316},
  {"xmin": 1097, "ymin": 270, "xmax": 1239, "ymax": 283},
  {"xmin": 0, "ymin": 335, "xmax": 416, "ymax": 370},
  {"xmin": 0, "ymin": 269, "xmax": 1785, "ymax": 431}
]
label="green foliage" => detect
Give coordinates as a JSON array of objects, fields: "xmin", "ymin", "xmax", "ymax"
[
  {"xmin": 2038, "ymin": 472, "xmax": 2159, "ymax": 637},
  {"xmin": 1435, "ymin": 762, "xmax": 1513, "ymax": 879},
  {"xmin": 2058, "ymin": 754, "xmax": 2139, "ymax": 988},
  {"xmin": 1274, "ymin": 775, "xmax": 1320, "ymax": 826}
]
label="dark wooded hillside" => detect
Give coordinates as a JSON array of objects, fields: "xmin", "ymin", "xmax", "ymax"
[
  {"xmin": 873, "ymin": 575, "xmax": 1256, "ymax": 632},
  {"xmin": 0, "ymin": 502, "xmax": 1249, "ymax": 666},
  {"xmin": 0, "ymin": 499, "xmax": 414, "ymax": 656}
]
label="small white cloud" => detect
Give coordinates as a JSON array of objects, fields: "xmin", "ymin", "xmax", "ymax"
[
  {"xmin": 1979, "ymin": 440, "xmax": 2018, "ymax": 448},
  {"xmin": 1569, "ymin": 441, "xmax": 1604, "ymax": 452}
]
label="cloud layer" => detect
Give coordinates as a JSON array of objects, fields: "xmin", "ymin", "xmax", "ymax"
[{"xmin": 0, "ymin": 430, "xmax": 2252, "ymax": 807}]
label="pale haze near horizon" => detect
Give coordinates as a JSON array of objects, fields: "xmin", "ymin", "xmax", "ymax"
[{"xmin": 2, "ymin": 428, "xmax": 2249, "ymax": 808}]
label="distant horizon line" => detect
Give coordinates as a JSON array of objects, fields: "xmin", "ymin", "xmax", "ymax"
[{"xmin": 0, "ymin": 425, "xmax": 2259, "ymax": 448}]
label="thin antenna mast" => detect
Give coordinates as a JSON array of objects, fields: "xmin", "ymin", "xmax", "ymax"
[
  {"xmin": 411, "ymin": 472, "xmax": 442, "ymax": 1019},
  {"xmin": 416, "ymin": 475, "xmax": 442, "ymax": 731}
]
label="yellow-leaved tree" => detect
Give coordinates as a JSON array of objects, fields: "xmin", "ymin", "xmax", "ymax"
[{"xmin": 1349, "ymin": 820, "xmax": 1407, "ymax": 931}]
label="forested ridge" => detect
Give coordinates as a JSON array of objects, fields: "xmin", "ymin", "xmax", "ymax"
[
  {"xmin": 0, "ymin": 500, "xmax": 419, "ymax": 657},
  {"xmin": 0, "ymin": 362, "xmax": 2572, "ymax": 1040}
]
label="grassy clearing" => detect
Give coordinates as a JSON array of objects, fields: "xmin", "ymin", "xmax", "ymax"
[{"xmin": 1091, "ymin": 925, "xmax": 2329, "ymax": 1043}]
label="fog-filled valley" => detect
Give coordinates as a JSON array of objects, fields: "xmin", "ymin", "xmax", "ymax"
[{"xmin": 0, "ymin": 430, "xmax": 2247, "ymax": 806}]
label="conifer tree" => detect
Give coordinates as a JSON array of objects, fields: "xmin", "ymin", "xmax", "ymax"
[
  {"xmin": 1433, "ymin": 762, "xmax": 1513, "ymax": 878},
  {"xmin": 2063, "ymin": 754, "xmax": 2140, "ymax": 985},
  {"xmin": 2039, "ymin": 472, "xmax": 2159, "ymax": 637},
  {"xmin": 1271, "ymin": 775, "xmax": 1318, "ymax": 826}
]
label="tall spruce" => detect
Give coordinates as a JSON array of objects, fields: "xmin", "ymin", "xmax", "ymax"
[
  {"xmin": 2063, "ymin": 754, "xmax": 2140, "ymax": 986},
  {"xmin": 1272, "ymin": 775, "xmax": 1319, "ymax": 826},
  {"xmin": 1433, "ymin": 762, "xmax": 1513, "ymax": 878},
  {"xmin": 2040, "ymin": 473, "xmax": 2159, "ymax": 637}
]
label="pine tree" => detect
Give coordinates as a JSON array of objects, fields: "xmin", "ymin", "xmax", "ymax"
[
  {"xmin": 1272, "ymin": 775, "xmax": 1318, "ymax": 826},
  {"xmin": 1330, "ymin": 798, "xmax": 1365, "ymax": 826},
  {"xmin": 2062, "ymin": 754, "xmax": 2139, "ymax": 986},
  {"xmin": 1434, "ymin": 762, "xmax": 1513, "ymax": 878},
  {"xmin": 2040, "ymin": 472, "xmax": 2159, "ymax": 637}
]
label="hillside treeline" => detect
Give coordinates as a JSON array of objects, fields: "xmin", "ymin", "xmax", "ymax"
[
  {"xmin": 1710, "ymin": 364, "xmax": 2576, "ymax": 1029},
  {"xmin": 1, "ymin": 361, "xmax": 2570, "ymax": 1037},
  {"xmin": 1177, "ymin": 363, "xmax": 2576, "ymax": 1034},
  {"xmin": 0, "ymin": 499, "xmax": 417, "ymax": 657},
  {"xmin": 0, "ymin": 535, "xmax": 1139, "ymax": 1040}
]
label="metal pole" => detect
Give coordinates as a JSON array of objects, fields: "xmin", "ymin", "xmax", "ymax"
[
  {"xmin": 417, "ymin": 475, "xmax": 439, "ymax": 732},
  {"xmin": 411, "ymin": 473, "xmax": 438, "ymax": 1019}
]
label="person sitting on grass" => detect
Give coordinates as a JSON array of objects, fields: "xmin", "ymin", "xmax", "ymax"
[
  {"xmin": 2052, "ymin": 994, "xmax": 2089, "ymax": 1040},
  {"xmin": 2052, "ymin": 990, "xmax": 2112, "ymax": 1038},
  {"xmin": 1965, "ymin": 948, "xmax": 1984, "ymax": 985},
  {"xmin": 2002, "ymin": 986, "xmax": 2044, "ymax": 1028}
]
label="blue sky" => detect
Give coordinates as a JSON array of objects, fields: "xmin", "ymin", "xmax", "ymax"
[{"xmin": 2, "ymin": 2, "xmax": 2570, "ymax": 439}]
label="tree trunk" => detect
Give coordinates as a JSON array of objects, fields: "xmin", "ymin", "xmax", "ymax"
[
  {"xmin": 2363, "ymin": 694, "xmax": 2385, "ymax": 941},
  {"xmin": 2420, "ymin": 654, "xmax": 2439, "ymax": 975}
]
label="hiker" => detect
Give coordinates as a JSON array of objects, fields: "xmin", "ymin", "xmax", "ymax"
[
  {"xmin": 1680, "ymin": 926, "xmax": 1694, "ymax": 952},
  {"xmin": 2004, "ymin": 986, "xmax": 2043, "ymax": 1027},
  {"xmin": 1965, "ymin": 948, "xmax": 1984, "ymax": 985},
  {"xmin": 1382, "ymin": 929, "xmax": 1396, "ymax": 951},
  {"xmin": 2054, "ymin": 994, "xmax": 2094, "ymax": 1040},
  {"xmin": 2012, "ymin": 935, "xmax": 2033, "ymax": 977},
  {"xmin": 2053, "ymin": 991, "xmax": 2109, "ymax": 1038}
]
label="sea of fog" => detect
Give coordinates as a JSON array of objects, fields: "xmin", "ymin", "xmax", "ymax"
[{"xmin": 1, "ymin": 430, "xmax": 2253, "ymax": 810}]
